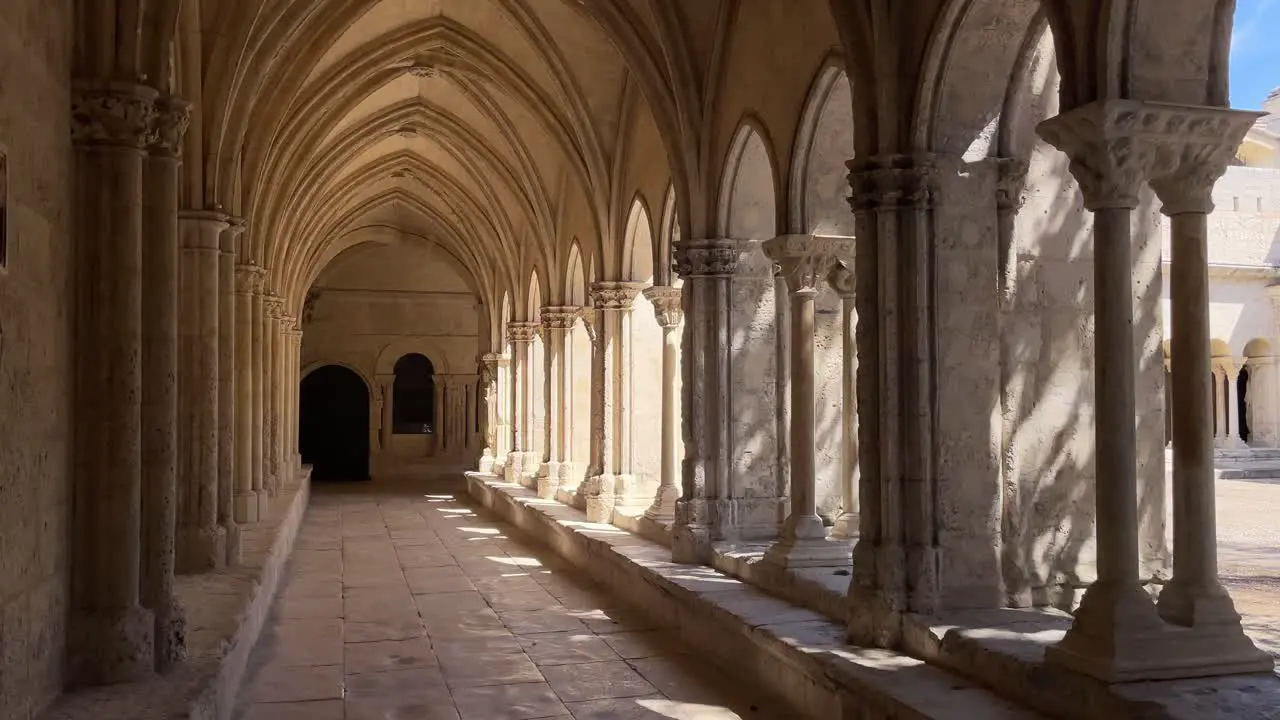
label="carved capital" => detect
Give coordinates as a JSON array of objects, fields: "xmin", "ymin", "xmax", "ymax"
[
  {"xmin": 827, "ymin": 259, "xmax": 856, "ymax": 298},
  {"xmin": 673, "ymin": 239, "xmax": 742, "ymax": 278},
  {"xmin": 643, "ymin": 286, "xmax": 683, "ymax": 328},
  {"xmin": 846, "ymin": 154, "xmax": 937, "ymax": 213},
  {"xmin": 540, "ymin": 305, "xmax": 581, "ymax": 331},
  {"xmin": 578, "ymin": 307, "xmax": 599, "ymax": 346},
  {"xmin": 1146, "ymin": 105, "xmax": 1263, "ymax": 215},
  {"xmin": 263, "ymin": 294, "xmax": 285, "ymax": 318},
  {"xmin": 234, "ymin": 264, "xmax": 265, "ymax": 294},
  {"xmin": 591, "ymin": 281, "xmax": 644, "ymax": 311},
  {"xmin": 507, "ymin": 321, "xmax": 539, "ymax": 344},
  {"xmin": 71, "ymin": 81, "xmax": 160, "ymax": 149},
  {"xmin": 150, "ymin": 95, "xmax": 192, "ymax": 158},
  {"xmin": 763, "ymin": 234, "xmax": 854, "ymax": 294},
  {"xmin": 995, "ymin": 157, "xmax": 1029, "ymax": 211},
  {"xmin": 179, "ymin": 209, "xmax": 229, "ymax": 250}
]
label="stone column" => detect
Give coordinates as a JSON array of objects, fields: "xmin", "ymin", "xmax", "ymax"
[
  {"xmin": 233, "ymin": 264, "xmax": 263, "ymax": 522},
  {"xmin": 643, "ymin": 286, "xmax": 683, "ymax": 524},
  {"xmin": 479, "ymin": 353, "xmax": 501, "ymax": 472},
  {"xmin": 671, "ymin": 240, "xmax": 743, "ymax": 563},
  {"xmin": 538, "ymin": 307, "xmax": 578, "ymax": 497},
  {"xmin": 581, "ymin": 282, "xmax": 644, "ymax": 522},
  {"xmin": 762, "ymin": 235, "xmax": 854, "ymax": 568},
  {"xmin": 218, "ymin": 219, "xmax": 244, "ymax": 566},
  {"xmin": 377, "ymin": 373, "xmax": 394, "ymax": 452},
  {"xmin": 277, "ymin": 314, "xmax": 295, "ymax": 484},
  {"xmin": 69, "ymin": 80, "xmax": 159, "ymax": 684},
  {"xmin": 494, "ymin": 354, "xmax": 512, "ymax": 472},
  {"xmin": 1150, "ymin": 114, "xmax": 1272, "ymax": 674},
  {"xmin": 140, "ymin": 96, "xmax": 190, "ymax": 671},
  {"xmin": 1246, "ymin": 355, "xmax": 1280, "ymax": 446},
  {"xmin": 1212, "ymin": 366, "xmax": 1228, "ymax": 446},
  {"xmin": 177, "ymin": 210, "xmax": 228, "ymax": 573},
  {"xmin": 287, "ymin": 326, "xmax": 303, "ymax": 476},
  {"xmin": 250, "ymin": 279, "xmax": 267, "ymax": 517},
  {"xmin": 1226, "ymin": 364, "xmax": 1243, "ymax": 447},
  {"xmin": 827, "ymin": 261, "xmax": 859, "ymax": 539},
  {"xmin": 505, "ymin": 322, "xmax": 538, "ymax": 482},
  {"xmin": 262, "ymin": 294, "xmax": 284, "ymax": 499}
]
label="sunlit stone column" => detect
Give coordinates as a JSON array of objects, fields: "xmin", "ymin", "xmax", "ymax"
[
  {"xmin": 233, "ymin": 265, "xmax": 263, "ymax": 522},
  {"xmin": 218, "ymin": 219, "xmax": 244, "ymax": 566},
  {"xmin": 262, "ymin": 295, "xmax": 284, "ymax": 500},
  {"xmin": 538, "ymin": 308, "xmax": 576, "ymax": 496},
  {"xmin": 140, "ymin": 96, "xmax": 190, "ymax": 671},
  {"xmin": 250, "ymin": 281, "xmax": 267, "ymax": 517},
  {"xmin": 277, "ymin": 314, "xmax": 296, "ymax": 483},
  {"xmin": 762, "ymin": 235, "xmax": 853, "ymax": 568},
  {"xmin": 671, "ymin": 240, "xmax": 743, "ymax": 563},
  {"xmin": 1225, "ymin": 364, "xmax": 1243, "ymax": 447},
  {"xmin": 643, "ymin": 286, "xmax": 683, "ymax": 524},
  {"xmin": 1151, "ymin": 112, "xmax": 1272, "ymax": 674},
  {"xmin": 827, "ymin": 261, "xmax": 859, "ymax": 540},
  {"xmin": 581, "ymin": 282, "xmax": 644, "ymax": 522},
  {"xmin": 1245, "ymin": 355, "xmax": 1280, "ymax": 446},
  {"xmin": 177, "ymin": 209, "xmax": 228, "ymax": 573},
  {"xmin": 479, "ymin": 353, "xmax": 501, "ymax": 472},
  {"xmin": 493, "ymin": 354, "xmax": 512, "ymax": 473},
  {"xmin": 69, "ymin": 80, "xmax": 158, "ymax": 683},
  {"xmin": 505, "ymin": 322, "xmax": 538, "ymax": 483}
]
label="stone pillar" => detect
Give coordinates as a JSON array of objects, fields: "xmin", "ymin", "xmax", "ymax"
[
  {"xmin": 233, "ymin": 264, "xmax": 263, "ymax": 522},
  {"xmin": 479, "ymin": 353, "xmax": 501, "ymax": 472},
  {"xmin": 538, "ymin": 307, "xmax": 578, "ymax": 497},
  {"xmin": 218, "ymin": 219, "xmax": 244, "ymax": 566},
  {"xmin": 762, "ymin": 235, "xmax": 854, "ymax": 568},
  {"xmin": 505, "ymin": 322, "xmax": 538, "ymax": 482},
  {"xmin": 1225, "ymin": 364, "xmax": 1243, "ymax": 447},
  {"xmin": 1150, "ymin": 114, "xmax": 1272, "ymax": 675},
  {"xmin": 140, "ymin": 96, "xmax": 190, "ymax": 671},
  {"xmin": 69, "ymin": 80, "xmax": 158, "ymax": 684},
  {"xmin": 643, "ymin": 286, "xmax": 683, "ymax": 523},
  {"xmin": 671, "ymin": 240, "xmax": 743, "ymax": 563},
  {"xmin": 177, "ymin": 210, "xmax": 228, "ymax": 573},
  {"xmin": 377, "ymin": 373, "xmax": 394, "ymax": 453},
  {"xmin": 250, "ymin": 279, "xmax": 267, "ymax": 517},
  {"xmin": 1211, "ymin": 366, "xmax": 1228, "ymax": 446},
  {"xmin": 1245, "ymin": 355, "xmax": 1280, "ymax": 446},
  {"xmin": 262, "ymin": 294, "xmax": 284, "ymax": 500},
  {"xmin": 581, "ymin": 282, "xmax": 644, "ymax": 522},
  {"xmin": 277, "ymin": 314, "xmax": 295, "ymax": 484},
  {"xmin": 827, "ymin": 261, "xmax": 859, "ymax": 539}
]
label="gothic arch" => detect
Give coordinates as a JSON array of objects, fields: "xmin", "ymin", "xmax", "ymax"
[
  {"xmin": 622, "ymin": 196, "xmax": 656, "ymax": 284},
  {"xmin": 302, "ymin": 359, "xmax": 375, "ymax": 394},
  {"xmin": 716, "ymin": 119, "xmax": 781, "ymax": 240},
  {"xmin": 566, "ymin": 243, "xmax": 588, "ymax": 307},
  {"xmin": 788, "ymin": 60, "xmax": 856, "ymax": 236},
  {"xmin": 375, "ymin": 339, "xmax": 453, "ymax": 377}
]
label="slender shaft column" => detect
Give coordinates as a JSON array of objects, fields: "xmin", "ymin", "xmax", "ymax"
[
  {"xmin": 505, "ymin": 322, "xmax": 538, "ymax": 482},
  {"xmin": 140, "ymin": 96, "xmax": 191, "ymax": 671},
  {"xmin": 377, "ymin": 374, "xmax": 393, "ymax": 452},
  {"xmin": 538, "ymin": 307, "xmax": 578, "ymax": 497},
  {"xmin": 1212, "ymin": 367, "xmax": 1226, "ymax": 445},
  {"xmin": 582, "ymin": 282, "xmax": 644, "ymax": 522},
  {"xmin": 233, "ymin": 265, "xmax": 263, "ymax": 522},
  {"xmin": 643, "ymin": 286, "xmax": 683, "ymax": 523},
  {"xmin": 287, "ymin": 327, "xmax": 303, "ymax": 476},
  {"xmin": 1151, "ymin": 129, "xmax": 1272, "ymax": 673},
  {"xmin": 827, "ymin": 262, "xmax": 859, "ymax": 539},
  {"xmin": 250, "ymin": 282, "xmax": 266, "ymax": 516},
  {"xmin": 1226, "ymin": 364, "xmax": 1242, "ymax": 446},
  {"xmin": 763, "ymin": 235, "xmax": 853, "ymax": 567},
  {"xmin": 69, "ymin": 80, "xmax": 159, "ymax": 683},
  {"xmin": 479, "ymin": 353, "xmax": 501, "ymax": 473},
  {"xmin": 277, "ymin": 313, "xmax": 295, "ymax": 483},
  {"xmin": 177, "ymin": 210, "xmax": 228, "ymax": 573},
  {"xmin": 671, "ymin": 240, "xmax": 743, "ymax": 563},
  {"xmin": 218, "ymin": 219, "xmax": 244, "ymax": 566},
  {"xmin": 262, "ymin": 294, "xmax": 283, "ymax": 501}
]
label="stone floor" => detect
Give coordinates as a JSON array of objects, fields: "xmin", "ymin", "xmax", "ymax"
[
  {"xmin": 234, "ymin": 481, "xmax": 790, "ymax": 720},
  {"xmin": 1216, "ymin": 477, "xmax": 1280, "ymax": 663}
]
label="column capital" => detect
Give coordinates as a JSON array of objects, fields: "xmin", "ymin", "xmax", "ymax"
[
  {"xmin": 846, "ymin": 154, "xmax": 938, "ymax": 212},
  {"xmin": 150, "ymin": 95, "xmax": 192, "ymax": 158},
  {"xmin": 481, "ymin": 352, "xmax": 509, "ymax": 369},
  {"xmin": 579, "ymin": 307, "xmax": 599, "ymax": 345},
  {"xmin": 540, "ymin": 306, "xmax": 581, "ymax": 330},
  {"xmin": 590, "ymin": 281, "xmax": 645, "ymax": 311},
  {"xmin": 234, "ymin": 264, "xmax": 265, "ymax": 294},
  {"xmin": 1147, "ymin": 106, "xmax": 1263, "ymax": 215},
  {"xmin": 643, "ymin": 286, "xmax": 683, "ymax": 328},
  {"xmin": 263, "ymin": 293, "xmax": 285, "ymax": 318},
  {"xmin": 674, "ymin": 238, "xmax": 743, "ymax": 279},
  {"xmin": 763, "ymin": 234, "xmax": 854, "ymax": 295},
  {"xmin": 220, "ymin": 215, "xmax": 246, "ymax": 254},
  {"xmin": 507, "ymin": 321, "xmax": 539, "ymax": 344},
  {"xmin": 179, "ymin": 209, "xmax": 230, "ymax": 250},
  {"xmin": 995, "ymin": 156, "xmax": 1030, "ymax": 211},
  {"xmin": 827, "ymin": 259, "xmax": 856, "ymax": 298},
  {"xmin": 71, "ymin": 80, "xmax": 160, "ymax": 149},
  {"xmin": 279, "ymin": 313, "xmax": 297, "ymax": 332}
]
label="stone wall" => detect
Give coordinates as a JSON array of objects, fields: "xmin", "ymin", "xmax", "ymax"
[{"xmin": 0, "ymin": 2, "xmax": 73, "ymax": 717}]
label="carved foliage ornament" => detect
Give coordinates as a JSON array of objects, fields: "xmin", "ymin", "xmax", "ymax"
[
  {"xmin": 994, "ymin": 157, "xmax": 1030, "ymax": 212},
  {"xmin": 763, "ymin": 234, "xmax": 854, "ymax": 294},
  {"xmin": 235, "ymin": 264, "xmax": 265, "ymax": 294},
  {"xmin": 507, "ymin": 321, "xmax": 539, "ymax": 344},
  {"xmin": 643, "ymin": 286, "xmax": 683, "ymax": 328},
  {"xmin": 72, "ymin": 82, "xmax": 161, "ymax": 149},
  {"xmin": 673, "ymin": 239, "xmax": 742, "ymax": 279},
  {"xmin": 591, "ymin": 282, "xmax": 643, "ymax": 311},
  {"xmin": 827, "ymin": 260, "xmax": 856, "ymax": 298},
  {"xmin": 846, "ymin": 155, "xmax": 937, "ymax": 213},
  {"xmin": 539, "ymin": 306, "xmax": 580, "ymax": 331},
  {"xmin": 151, "ymin": 96, "xmax": 192, "ymax": 157}
]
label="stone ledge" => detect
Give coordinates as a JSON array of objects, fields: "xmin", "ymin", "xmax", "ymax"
[
  {"xmin": 41, "ymin": 470, "xmax": 313, "ymax": 720},
  {"xmin": 466, "ymin": 472, "xmax": 1037, "ymax": 720}
]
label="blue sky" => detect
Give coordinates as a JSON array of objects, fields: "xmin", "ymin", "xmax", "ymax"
[{"xmin": 1232, "ymin": 0, "xmax": 1280, "ymax": 108}]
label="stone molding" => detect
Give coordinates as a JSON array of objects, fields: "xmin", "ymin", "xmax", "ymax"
[
  {"xmin": 263, "ymin": 294, "xmax": 285, "ymax": 319},
  {"xmin": 590, "ymin": 281, "xmax": 644, "ymax": 311},
  {"xmin": 150, "ymin": 95, "xmax": 192, "ymax": 159},
  {"xmin": 763, "ymin": 234, "xmax": 854, "ymax": 294},
  {"xmin": 643, "ymin": 286, "xmax": 683, "ymax": 328},
  {"xmin": 995, "ymin": 157, "xmax": 1029, "ymax": 211},
  {"xmin": 507, "ymin": 321, "xmax": 539, "ymax": 344},
  {"xmin": 674, "ymin": 238, "xmax": 742, "ymax": 278},
  {"xmin": 827, "ymin": 259, "xmax": 855, "ymax": 298},
  {"xmin": 234, "ymin": 264, "xmax": 265, "ymax": 294},
  {"xmin": 71, "ymin": 81, "xmax": 161, "ymax": 149},
  {"xmin": 539, "ymin": 306, "xmax": 581, "ymax": 330},
  {"xmin": 1037, "ymin": 99, "xmax": 1262, "ymax": 212},
  {"xmin": 179, "ymin": 209, "xmax": 229, "ymax": 250},
  {"xmin": 579, "ymin": 307, "xmax": 599, "ymax": 345},
  {"xmin": 846, "ymin": 154, "xmax": 937, "ymax": 212},
  {"xmin": 223, "ymin": 216, "xmax": 247, "ymax": 255}
]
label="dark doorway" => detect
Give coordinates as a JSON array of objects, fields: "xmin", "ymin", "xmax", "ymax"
[
  {"xmin": 300, "ymin": 365, "xmax": 370, "ymax": 482},
  {"xmin": 1238, "ymin": 366, "xmax": 1251, "ymax": 444},
  {"xmin": 393, "ymin": 353, "xmax": 436, "ymax": 434}
]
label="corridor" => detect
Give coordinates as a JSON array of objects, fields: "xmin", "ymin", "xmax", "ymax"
[{"xmin": 234, "ymin": 482, "xmax": 787, "ymax": 720}]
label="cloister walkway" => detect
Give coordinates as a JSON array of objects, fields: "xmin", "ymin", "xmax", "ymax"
[
  {"xmin": 234, "ymin": 480, "xmax": 789, "ymax": 720},
  {"xmin": 1216, "ymin": 477, "xmax": 1280, "ymax": 663}
]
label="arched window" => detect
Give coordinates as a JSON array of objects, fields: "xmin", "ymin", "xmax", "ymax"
[{"xmin": 393, "ymin": 353, "xmax": 435, "ymax": 434}]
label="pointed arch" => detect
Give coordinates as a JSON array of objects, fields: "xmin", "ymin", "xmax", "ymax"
[
  {"xmin": 622, "ymin": 194, "xmax": 656, "ymax": 284},
  {"xmin": 788, "ymin": 58, "xmax": 856, "ymax": 236},
  {"xmin": 566, "ymin": 242, "xmax": 588, "ymax": 307},
  {"xmin": 527, "ymin": 269, "xmax": 544, "ymax": 323},
  {"xmin": 657, "ymin": 183, "xmax": 679, "ymax": 286},
  {"xmin": 716, "ymin": 119, "xmax": 780, "ymax": 241}
]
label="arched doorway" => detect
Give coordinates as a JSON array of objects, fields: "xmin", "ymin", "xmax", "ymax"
[{"xmin": 300, "ymin": 365, "xmax": 371, "ymax": 481}]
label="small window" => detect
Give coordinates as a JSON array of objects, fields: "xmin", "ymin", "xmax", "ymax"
[{"xmin": 393, "ymin": 353, "xmax": 435, "ymax": 434}]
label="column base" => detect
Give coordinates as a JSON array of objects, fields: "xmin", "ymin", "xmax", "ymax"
[
  {"xmin": 257, "ymin": 490, "xmax": 272, "ymax": 520},
  {"xmin": 233, "ymin": 491, "xmax": 260, "ymax": 523},
  {"xmin": 177, "ymin": 524, "xmax": 228, "ymax": 574},
  {"xmin": 153, "ymin": 592, "xmax": 187, "ymax": 673},
  {"xmin": 479, "ymin": 453, "xmax": 496, "ymax": 474},
  {"xmin": 762, "ymin": 536, "xmax": 853, "ymax": 569},
  {"xmin": 643, "ymin": 485, "xmax": 680, "ymax": 524},
  {"xmin": 672, "ymin": 497, "xmax": 715, "ymax": 564},
  {"xmin": 536, "ymin": 462, "xmax": 562, "ymax": 500},
  {"xmin": 70, "ymin": 605, "xmax": 155, "ymax": 685},
  {"xmin": 581, "ymin": 473, "xmax": 617, "ymax": 523},
  {"xmin": 847, "ymin": 540, "xmax": 906, "ymax": 648},
  {"xmin": 223, "ymin": 520, "xmax": 242, "ymax": 567},
  {"xmin": 1154, "ymin": 581, "xmax": 1275, "ymax": 674},
  {"xmin": 504, "ymin": 451, "xmax": 525, "ymax": 484},
  {"xmin": 830, "ymin": 511, "xmax": 859, "ymax": 540}
]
